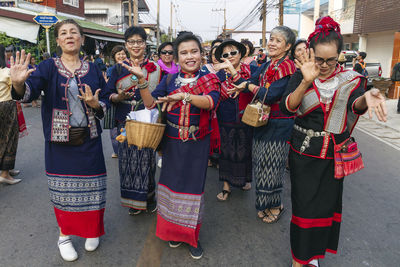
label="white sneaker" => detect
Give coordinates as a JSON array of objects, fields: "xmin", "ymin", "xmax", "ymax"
[
  {"xmin": 58, "ymin": 237, "xmax": 78, "ymax": 262},
  {"xmin": 85, "ymin": 237, "xmax": 99, "ymax": 252}
]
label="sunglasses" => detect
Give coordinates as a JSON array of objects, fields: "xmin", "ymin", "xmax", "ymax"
[
  {"xmin": 221, "ymin": 50, "xmax": 239, "ymax": 58},
  {"xmin": 160, "ymin": 50, "xmax": 173, "ymax": 55},
  {"xmin": 315, "ymin": 57, "xmax": 338, "ymax": 66}
]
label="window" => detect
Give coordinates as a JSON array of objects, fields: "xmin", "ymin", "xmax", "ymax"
[{"xmin": 63, "ymin": 0, "xmax": 79, "ymax": 8}]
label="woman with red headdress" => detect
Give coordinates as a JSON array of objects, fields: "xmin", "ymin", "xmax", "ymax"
[{"xmin": 280, "ymin": 17, "xmax": 387, "ymax": 267}]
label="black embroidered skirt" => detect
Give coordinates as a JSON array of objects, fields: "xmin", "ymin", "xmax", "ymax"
[
  {"xmin": 289, "ymin": 150, "xmax": 343, "ymax": 264},
  {"xmin": 219, "ymin": 122, "xmax": 253, "ymax": 187},
  {"xmin": 0, "ymin": 100, "xmax": 18, "ymax": 170}
]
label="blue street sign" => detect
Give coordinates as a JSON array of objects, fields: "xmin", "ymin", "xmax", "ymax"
[{"xmin": 33, "ymin": 13, "xmax": 59, "ymax": 28}]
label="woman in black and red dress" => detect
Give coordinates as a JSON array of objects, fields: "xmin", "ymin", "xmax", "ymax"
[{"xmin": 280, "ymin": 17, "xmax": 387, "ymax": 267}]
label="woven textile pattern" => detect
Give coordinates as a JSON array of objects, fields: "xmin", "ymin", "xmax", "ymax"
[
  {"xmin": 48, "ymin": 174, "xmax": 107, "ymax": 212},
  {"xmin": 253, "ymin": 139, "xmax": 289, "ymax": 210},
  {"xmin": 157, "ymin": 184, "xmax": 204, "ymax": 229}
]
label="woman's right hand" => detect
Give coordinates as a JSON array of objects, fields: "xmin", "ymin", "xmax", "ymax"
[
  {"xmin": 295, "ymin": 48, "xmax": 320, "ymax": 84},
  {"xmin": 10, "ymin": 50, "xmax": 35, "ymax": 87},
  {"xmin": 116, "ymin": 84, "xmax": 135, "ymax": 101}
]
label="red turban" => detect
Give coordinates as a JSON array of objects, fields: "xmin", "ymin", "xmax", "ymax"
[{"xmin": 307, "ymin": 16, "xmax": 341, "ymax": 46}]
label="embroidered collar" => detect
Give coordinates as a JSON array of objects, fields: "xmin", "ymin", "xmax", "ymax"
[
  {"xmin": 180, "ymin": 69, "xmax": 200, "ymax": 78},
  {"xmin": 54, "ymin": 58, "xmax": 89, "ymax": 78}
]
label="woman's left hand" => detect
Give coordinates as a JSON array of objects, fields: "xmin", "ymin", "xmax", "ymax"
[
  {"xmin": 78, "ymin": 84, "xmax": 101, "ymax": 110},
  {"xmin": 227, "ymin": 81, "xmax": 247, "ymax": 98},
  {"xmin": 365, "ymin": 88, "xmax": 387, "ymax": 122},
  {"xmin": 214, "ymin": 58, "xmax": 236, "ymax": 74},
  {"xmin": 156, "ymin": 93, "xmax": 184, "ymax": 112},
  {"xmin": 121, "ymin": 59, "xmax": 145, "ymax": 79}
]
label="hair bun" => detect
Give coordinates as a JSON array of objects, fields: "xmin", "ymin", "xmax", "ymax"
[{"xmin": 177, "ymin": 31, "xmax": 193, "ymax": 38}]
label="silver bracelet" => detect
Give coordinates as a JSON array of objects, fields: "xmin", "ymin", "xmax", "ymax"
[
  {"xmin": 182, "ymin": 93, "xmax": 192, "ymax": 105},
  {"xmin": 137, "ymin": 80, "xmax": 149, "ymax": 90}
]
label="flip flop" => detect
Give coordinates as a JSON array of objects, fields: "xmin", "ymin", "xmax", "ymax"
[{"xmin": 216, "ymin": 190, "xmax": 231, "ymax": 201}]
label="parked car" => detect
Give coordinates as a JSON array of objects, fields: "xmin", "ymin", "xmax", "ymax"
[{"xmin": 340, "ymin": 50, "xmax": 382, "ymax": 89}]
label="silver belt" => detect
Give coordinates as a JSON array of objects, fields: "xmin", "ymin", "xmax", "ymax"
[
  {"xmin": 167, "ymin": 121, "xmax": 199, "ymax": 142},
  {"xmin": 293, "ymin": 124, "xmax": 328, "ymax": 153},
  {"xmin": 121, "ymin": 100, "xmax": 137, "ymax": 105}
]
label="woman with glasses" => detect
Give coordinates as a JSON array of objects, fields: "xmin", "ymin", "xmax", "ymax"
[
  {"xmin": 105, "ymin": 26, "xmax": 162, "ymax": 216},
  {"xmin": 280, "ymin": 17, "xmax": 386, "ymax": 267},
  {"xmin": 157, "ymin": 42, "xmax": 179, "ymax": 74},
  {"xmin": 10, "ymin": 19, "xmax": 110, "ymax": 261},
  {"xmin": 228, "ymin": 26, "xmax": 297, "ymax": 224},
  {"xmin": 205, "ymin": 39, "xmax": 255, "ymax": 200}
]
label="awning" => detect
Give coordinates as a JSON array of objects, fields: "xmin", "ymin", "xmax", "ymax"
[
  {"xmin": 0, "ymin": 16, "xmax": 40, "ymax": 43},
  {"xmin": 85, "ymin": 34, "xmax": 124, "ymax": 43}
]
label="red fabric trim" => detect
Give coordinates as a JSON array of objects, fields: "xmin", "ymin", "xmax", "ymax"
[
  {"xmin": 291, "ymin": 248, "xmax": 337, "ymax": 265},
  {"xmin": 286, "ymin": 93, "xmax": 300, "ymax": 113},
  {"xmin": 46, "ymin": 171, "xmax": 107, "ymax": 178},
  {"xmin": 289, "ymin": 142, "xmax": 334, "ymax": 159},
  {"xmin": 54, "ymin": 207, "xmax": 105, "ymax": 238},
  {"xmin": 291, "ymin": 213, "xmax": 342, "ymax": 229},
  {"xmin": 156, "ymin": 214, "xmax": 201, "ymax": 247},
  {"xmin": 16, "ymin": 102, "xmax": 28, "ymax": 137}
]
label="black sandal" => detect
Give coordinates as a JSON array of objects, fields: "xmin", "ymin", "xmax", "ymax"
[
  {"xmin": 262, "ymin": 206, "xmax": 285, "ymax": 224},
  {"xmin": 216, "ymin": 190, "xmax": 231, "ymax": 201}
]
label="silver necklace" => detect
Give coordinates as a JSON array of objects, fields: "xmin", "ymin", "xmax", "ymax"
[
  {"xmin": 175, "ymin": 74, "xmax": 200, "ymax": 88},
  {"xmin": 314, "ymin": 76, "xmax": 339, "ymax": 104}
]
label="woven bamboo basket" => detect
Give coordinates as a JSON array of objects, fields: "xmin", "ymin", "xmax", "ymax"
[{"xmin": 125, "ymin": 120, "xmax": 166, "ymax": 150}]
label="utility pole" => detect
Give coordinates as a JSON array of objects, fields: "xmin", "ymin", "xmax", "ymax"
[
  {"xmin": 133, "ymin": 0, "xmax": 138, "ymax": 26},
  {"xmin": 128, "ymin": 0, "xmax": 132, "ymax": 27},
  {"xmin": 156, "ymin": 0, "xmax": 160, "ymax": 47},
  {"xmin": 211, "ymin": 8, "xmax": 226, "ymax": 38},
  {"xmin": 279, "ymin": 0, "xmax": 284, "ymax": 26},
  {"xmin": 262, "ymin": 0, "xmax": 266, "ymax": 48},
  {"xmin": 169, "ymin": 1, "xmax": 173, "ymax": 41}
]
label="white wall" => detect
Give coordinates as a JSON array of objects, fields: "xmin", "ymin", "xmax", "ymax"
[
  {"xmin": 299, "ymin": 14, "xmax": 314, "ymax": 39},
  {"xmin": 366, "ymin": 31, "xmax": 396, "ymax": 77},
  {"xmin": 85, "ymin": 0, "xmax": 121, "ymax": 26}
]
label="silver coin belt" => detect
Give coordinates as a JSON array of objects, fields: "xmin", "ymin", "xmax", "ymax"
[{"xmin": 293, "ymin": 124, "xmax": 328, "ymax": 154}]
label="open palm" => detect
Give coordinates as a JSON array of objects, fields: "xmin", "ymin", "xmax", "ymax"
[
  {"xmin": 10, "ymin": 50, "xmax": 35, "ymax": 86},
  {"xmin": 295, "ymin": 48, "xmax": 320, "ymax": 83}
]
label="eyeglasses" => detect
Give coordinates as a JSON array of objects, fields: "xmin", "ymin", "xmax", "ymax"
[
  {"xmin": 315, "ymin": 57, "xmax": 338, "ymax": 66},
  {"xmin": 126, "ymin": 39, "xmax": 145, "ymax": 46},
  {"xmin": 221, "ymin": 50, "xmax": 239, "ymax": 58},
  {"xmin": 160, "ymin": 50, "xmax": 173, "ymax": 55}
]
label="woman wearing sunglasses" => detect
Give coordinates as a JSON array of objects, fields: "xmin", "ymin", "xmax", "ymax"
[
  {"xmin": 157, "ymin": 41, "xmax": 179, "ymax": 75},
  {"xmin": 281, "ymin": 17, "xmax": 386, "ymax": 267},
  {"xmin": 228, "ymin": 26, "xmax": 297, "ymax": 224},
  {"xmin": 205, "ymin": 39, "xmax": 256, "ymax": 200}
]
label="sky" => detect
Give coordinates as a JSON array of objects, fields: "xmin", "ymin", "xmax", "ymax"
[{"xmin": 141, "ymin": 0, "xmax": 300, "ymax": 42}]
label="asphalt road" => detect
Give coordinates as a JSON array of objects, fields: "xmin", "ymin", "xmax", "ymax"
[{"xmin": 0, "ymin": 106, "xmax": 399, "ymax": 267}]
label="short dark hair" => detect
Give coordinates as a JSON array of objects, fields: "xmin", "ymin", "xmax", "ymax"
[
  {"xmin": 291, "ymin": 39, "xmax": 307, "ymax": 60},
  {"xmin": 0, "ymin": 44, "xmax": 6, "ymax": 68},
  {"xmin": 211, "ymin": 38, "xmax": 223, "ymax": 47},
  {"xmin": 158, "ymin": 42, "xmax": 173, "ymax": 56},
  {"xmin": 359, "ymin": 52, "xmax": 367, "ymax": 59},
  {"xmin": 173, "ymin": 31, "xmax": 203, "ymax": 60},
  {"xmin": 111, "ymin": 45, "xmax": 128, "ymax": 62},
  {"xmin": 208, "ymin": 45, "xmax": 218, "ymax": 63},
  {"xmin": 240, "ymin": 40, "xmax": 255, "ymax": 56},
  {"xmin": 259, "ymin": 48, "xmax": 263, "ymax": 53},
  {"xmin": 124, "ymin": 26, "xmax": 147, "ymax": 41},
  {"xmin": 309, "ymin": 30, "xmax": 343, "ymax": 54},
  {"xmin": 54, "ymin": 19, "xmax": 84, "ymax": 38}
]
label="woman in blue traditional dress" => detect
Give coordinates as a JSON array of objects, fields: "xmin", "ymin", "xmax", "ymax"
[
  {"xmin": 105, "ymin": 26, "xmax": 162, "ymax": 215},
  {"xmin": 203, "ymin": 39, "xmax": 255, "ymax": 200},
  {"xmin": 228, "ymin": 26, "xmax": 297, "ymax": 223},
  {"xmin": 10, "ymin": 19, "xmax": 109, "ymax": 262},
  {"xmin": 129, "ymin": 32, "xmax": 220, "ymax": 259}
]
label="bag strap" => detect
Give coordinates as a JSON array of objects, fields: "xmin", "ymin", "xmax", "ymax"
[{"xmin": 250, "ymin": 56, "xmax": 286, "ymax": 105}]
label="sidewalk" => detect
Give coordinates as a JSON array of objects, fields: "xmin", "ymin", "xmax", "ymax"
[{"xmin": 356, "ymin": 99, "xmax": 400, "ymax": 150}]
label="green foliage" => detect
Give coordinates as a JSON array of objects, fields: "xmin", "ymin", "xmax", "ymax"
[
  {"xmin": 160, "ymin": 34, "xmax": 174, "ymax": 43},
  {"xmin": 0, "ymin": 26, "xmax": 57, "ymax": 62}
]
